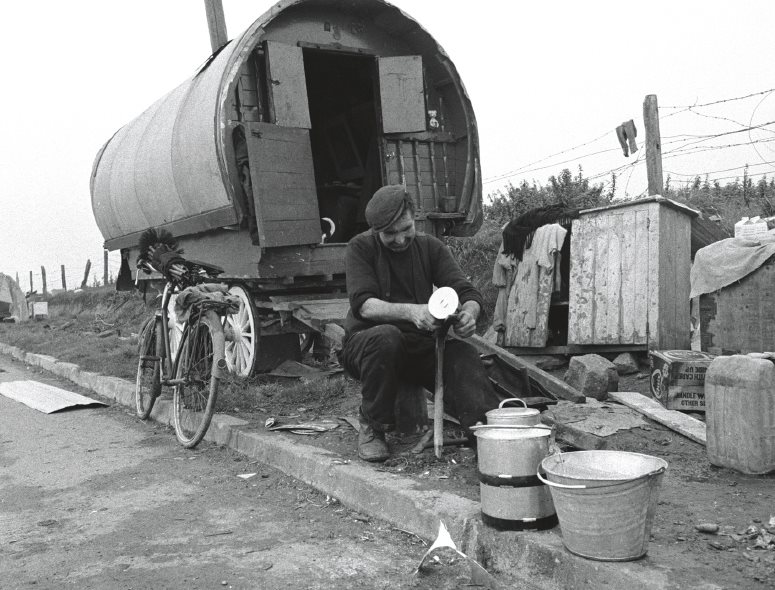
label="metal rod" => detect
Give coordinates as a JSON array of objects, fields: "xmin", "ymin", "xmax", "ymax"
[
  {"xmin": 429, "ymin": 141, "xmax": 439, "ymax": 210},
  {"xmin": 441, "ymin": 143, "xmax": 450, "ymax": 197},
  {"xmin": 396, "ymin": 141, "xmax": 406, "ymax": 186},
  {"xmin": 412, "ymin": 139, "xmax": 423, "ymax": 211}
]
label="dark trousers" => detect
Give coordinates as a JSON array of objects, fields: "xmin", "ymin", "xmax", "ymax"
[{"xmin": 341, "ymin": 325, "xmax": 501, "ymax": 432}]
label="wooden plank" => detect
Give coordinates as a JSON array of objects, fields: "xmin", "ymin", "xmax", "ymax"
[
  {"xmin": 620, "ymin": 209, "xmax": 637, "ymax": 341},
  {"xmin": 647, "ymin": 203, "xmax": 661, "ymax": 348},
  {"xmin": 592, "ymin": 214, "xmax": 609, "ymax": 343},
  {"xmin": 605, "ymin": 213, "xmax": 623, "ymax": 343},
  {"xmin": 469, "ymin": 335, "xmax": 585, "ymax": 403},
  {"xmin": 673, "ymin": 208, "xmax": 692, "ymax": 349},
  {"xmin": 264, "ymin": 41, "xmax": 311, "ymax": 128},
  {"xmin": 657, "ymin": 206, "xmax": 672, "ymax": 348},
  {"xmin": 104, "ymin": 206, "xmax": 238, "ymax": 251},
  {"xmin": 569, "ymin": 217, "xmax": 595, "ymax": 344},
  {"xmin": 378, "ymin": 55, "xmax": 426, "ymax": 133},
  {"xmin": 609, "ymin": 391, "xmax": 706, "ymax": 445},
  {"xmin": 246, "ymin": 122, "xmax": 321, "ymax": 248},
  {"xmin": 633, "ymin": 208, "xmax": 649, "ymax": 344}
]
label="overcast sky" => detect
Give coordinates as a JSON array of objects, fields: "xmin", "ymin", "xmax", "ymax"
[{"xmin": 1, "ymin": 0, "xmax": 773, "ymax": 291}]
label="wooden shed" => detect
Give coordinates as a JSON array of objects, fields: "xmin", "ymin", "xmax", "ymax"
[
  {"xmin": 500, "ymin": 196, "xmax": 704, "ymax": 354},
  {"xmin": 567, "ymin": 197, "xmax": 698, "ymax": 351},
  {"xmin": 90, "ymin": 0, "xmax": 482, "ymax": 288}
]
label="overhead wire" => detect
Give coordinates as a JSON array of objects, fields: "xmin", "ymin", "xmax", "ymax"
[
  {"xmin": 482, "ymin": 130, "xmax": 614, "ymax": 185},
  {"xmin": 661, "ymin": 87, "xmax": 775, "ymax": 110},
  {"xmin": 748, "ymin": 91, "xmax": 775, "ymax": 170},
  {"xmin": 665, "ymin": 160, "xmax": 775, "ymax": 179},
  {"xmin": 482, "ymin": 86, "xmax": 775, "ymax": 194}
]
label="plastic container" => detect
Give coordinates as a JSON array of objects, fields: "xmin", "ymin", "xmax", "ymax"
[
  {"xmin": 539, "ymin": 451, "xmax": 667, "ymax": 561},
  {"xmin": 705, "ymin": 355, "xmax": 775, "ymax": 474}
]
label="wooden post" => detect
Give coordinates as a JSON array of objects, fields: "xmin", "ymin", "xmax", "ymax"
[
  {"xmin": 103, "ymin": 250, "xmax": 109, "ymax": 286},
  {"xmin": 81, "ymin": 259, "xmax": 91, "ymax": 290},
  {"xmin": 643, "ymin": 94, "xmax": 664, "ymax": 196},
  {"xmin": 61, "ymin": 265, "xmax": 67, "ymax": 290},
  {"xmin": 203, "ymin": 0, "xmax": 228, "ymax": 53},
  {"xmin": 41, "ymin": 266, "xmax": 47, "ymax": 297},
  {"xmin": 29, "ymin": 271, "xmax": 33, "ymax": 293}
]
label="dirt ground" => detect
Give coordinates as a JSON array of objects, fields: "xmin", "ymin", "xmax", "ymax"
[
  {"xmin": 214, "ymin": 368, "xmax": 775, "ymax": 589},
  {"xmin": 2, "ymin": 293, "xmax": 775, "ymax": 589}
]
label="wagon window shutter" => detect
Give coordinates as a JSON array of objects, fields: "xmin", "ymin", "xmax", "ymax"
[
  {"xmin": 265, "ymin": 41, "xmax": 312, "ymax": 128},
  {"xmin": 377, "ymin": 55, "xmax": 426, "ymax": 133}
]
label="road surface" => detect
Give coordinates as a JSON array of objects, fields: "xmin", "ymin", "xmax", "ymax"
[{"xmin": 0, "ymin": 355, "xmax": 475, "ymax": 589}]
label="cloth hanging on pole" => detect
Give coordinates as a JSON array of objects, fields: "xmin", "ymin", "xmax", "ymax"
[{"xmin": 615, "ymin": 119, "xmax": 639, "ymax": 157}]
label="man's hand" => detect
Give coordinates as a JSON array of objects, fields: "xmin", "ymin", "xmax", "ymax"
[
  {"xmin": 407, "ymin": 304, "xmax": 440, "ymax": 332},
  {"xmin": 452, "ymin": 309, "xmax": 476, "ymax": 338},
  {"xmin": 452, "ymin": 300, "xmax": 480, "ymax": 338}
]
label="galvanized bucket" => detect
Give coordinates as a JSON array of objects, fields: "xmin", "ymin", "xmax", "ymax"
[{"xmin": 538, "ymin": 451, "xmax": 668, "ymax": 561}]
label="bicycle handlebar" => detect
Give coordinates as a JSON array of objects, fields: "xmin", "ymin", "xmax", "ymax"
[{"xmin": 135, "ymin": 255, "xmax": 223, "ymax": 287}]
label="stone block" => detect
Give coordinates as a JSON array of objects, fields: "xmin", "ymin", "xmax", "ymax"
[
  {"xmin": 613, "ymin": 352, "xmax": 640, "ymax": 375},
  {"xmin": 564, "ymin": 354, "xmax": 618, "ymax": 400}
]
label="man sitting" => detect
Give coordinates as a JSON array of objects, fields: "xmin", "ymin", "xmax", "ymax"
[{"xmin": 341, "ymin": 185, "xmax": 502, "ymax": 462}]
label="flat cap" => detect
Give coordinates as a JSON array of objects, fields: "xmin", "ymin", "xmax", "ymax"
[{"xmin": 365, "ymin": 185, "xmax": 411, "ymax": 232}]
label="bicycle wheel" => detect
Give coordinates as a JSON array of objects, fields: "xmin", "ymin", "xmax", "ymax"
[
  {"xmin": 172, "ymin": 310, "xmax": 225, "ymax": 448},
  {"xmin": 135, "ymin": 316, "xmax": 162, "ymax": 420}
]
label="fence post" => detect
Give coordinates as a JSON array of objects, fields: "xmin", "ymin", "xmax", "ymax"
[
  {"xmin": 41, "ymin": 266, "xmax": 47, "ymax": 297},
  {"xmin": 61, "ymin": 265, "xmax": 67, "ymax": 290},
  {"xmin": 29, "ymin": 271, "xmax": 33, "ymax": 293},
  {"xmin": 103, "ymin": 250, "xmax": 109, "ymax": 286},
  {"xmin": 81, "ymin": 260, "xmax": 91, "ymax": 290},
  {"xmin": 643, "ymin": 94, "xmax": 664, "ymax": 196}
]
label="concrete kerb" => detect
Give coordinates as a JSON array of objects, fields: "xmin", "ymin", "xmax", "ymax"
[{"xmin": 0, "ymin": 341, "xmax": 681, "ymax": 590}]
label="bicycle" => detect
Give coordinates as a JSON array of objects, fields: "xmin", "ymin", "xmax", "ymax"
[{"xmin": 135, "ymin": 247, "xmax": 236, "ymax": 448}]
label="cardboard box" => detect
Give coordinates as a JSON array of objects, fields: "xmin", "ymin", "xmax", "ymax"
[{"xmin": 650, "ymin": 350, "xmax": 716, "ymax": 411}]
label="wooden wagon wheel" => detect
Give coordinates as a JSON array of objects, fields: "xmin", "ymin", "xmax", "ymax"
[{"xmin": 224, "ymin": 284, "xmax": 259, "ymax": 377}]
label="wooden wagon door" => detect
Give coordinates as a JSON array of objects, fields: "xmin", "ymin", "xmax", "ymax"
[
  {"xmin": 245, "ymin": 122, "xmax": 321, "ymax": 247},
  {"xmin": 244, "ymin": 42, "xmax": 319, "ymax": 248}
]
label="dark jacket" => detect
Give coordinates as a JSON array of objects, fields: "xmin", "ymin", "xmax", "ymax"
[{"xmin": 344, "ymin": 230, "xmax": 484, "ymax": 337}]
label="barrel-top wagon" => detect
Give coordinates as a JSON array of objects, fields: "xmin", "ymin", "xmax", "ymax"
[{"xmin": 91, "ymin": 0, "xmax": 483, "ymax": 376}]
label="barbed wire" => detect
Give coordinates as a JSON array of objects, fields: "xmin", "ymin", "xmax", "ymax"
[
  {"xmin": 665, "ymin": 160, "xmax": 775, "ymax": 179},
  {"xmin": 482, "ymin": 85, "xmax": 775, "ymax": 193},
  {"xmin": 661, "ymin": 87, "xmax": 775, "ymax": 110}
]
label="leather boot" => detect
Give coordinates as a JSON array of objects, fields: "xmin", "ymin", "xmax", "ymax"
[{"xmin": 357, "ymin": 422, "xmax": 389, "ymax": 462}]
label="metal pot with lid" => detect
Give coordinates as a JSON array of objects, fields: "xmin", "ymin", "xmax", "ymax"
[
  {"xmin": 485, "ymin": 398, "xmax": 541, "ymax": 426},
  {"xmin": 475, "ymin": 399, "xmax": 556, "ymax": 530}
]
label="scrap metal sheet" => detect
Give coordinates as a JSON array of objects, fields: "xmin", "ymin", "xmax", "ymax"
[{"xmin": 0, "ymin": 380, "xmax": 107, "ymax": 414}]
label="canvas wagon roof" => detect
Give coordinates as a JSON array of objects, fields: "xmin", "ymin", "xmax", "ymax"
[{"xmin": 90, "ymin": 0, "xmax": 476, "ymax": 250}]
